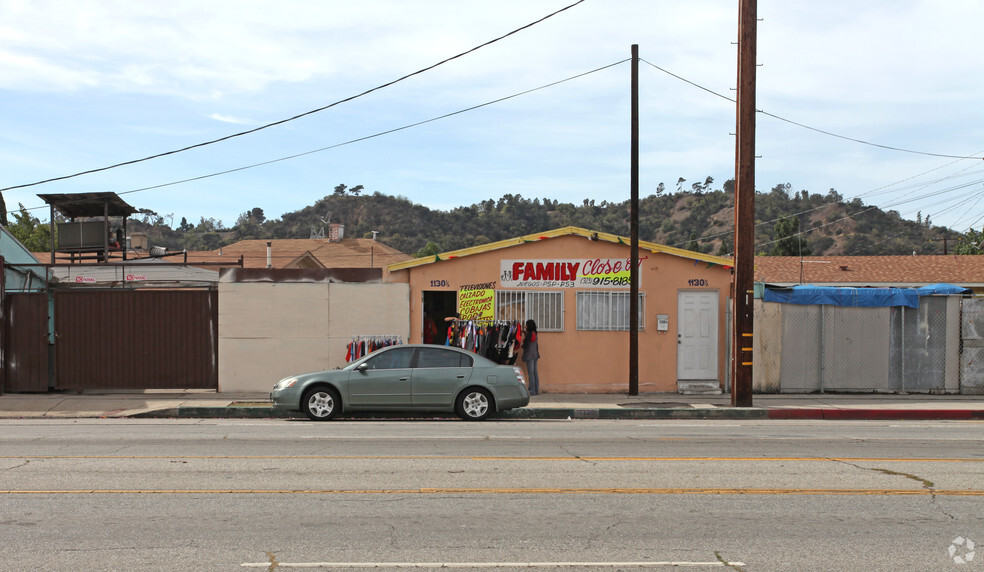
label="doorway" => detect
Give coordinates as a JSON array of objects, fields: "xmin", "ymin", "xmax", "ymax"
[
  {"xmin": 677, "ymin": 290, "xmax": 719, "ymax": 382},
  {"xmin": 422, "ymin": 290, "xmax": 457, "ymax": 345}
]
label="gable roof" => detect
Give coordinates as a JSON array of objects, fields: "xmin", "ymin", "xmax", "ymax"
[
  {"xmin": 387, "ymin": 226, "xmax": 734, "ymax": 272},
  {"xmin": 754, "ymin": 255, "xmax": 984, "ymax": 288},
  {"xmin": 183, "ymin": 238, "xmax": 413, "ymax": 270}
]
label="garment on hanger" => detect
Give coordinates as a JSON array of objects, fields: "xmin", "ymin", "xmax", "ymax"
[{"xmin": 346, "ymin": 335, "xmax": 404, "ymax": 362}]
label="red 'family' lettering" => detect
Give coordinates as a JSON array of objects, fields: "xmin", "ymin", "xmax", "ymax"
[{"xmin": 512, "ymin": 261, "xmax": 580, "ymax": 282}]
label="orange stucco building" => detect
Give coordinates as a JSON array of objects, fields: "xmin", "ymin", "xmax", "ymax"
[{"xmin": 387, "ymin": 227, "xmax": 734, "ymax": 394}]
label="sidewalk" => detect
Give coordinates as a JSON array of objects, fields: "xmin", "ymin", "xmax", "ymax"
[{"xmin": 1, "ymin": 389, "xmax": 983, "ymax": 420}]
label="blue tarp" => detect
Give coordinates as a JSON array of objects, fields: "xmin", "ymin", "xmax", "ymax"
[
  {"xmin": 915, "ymin": 283, "xmax": 971, "ymax": 296},
  {"xmin": 762, "ymin": 283, "xmax": 968, "ymax": 308}
]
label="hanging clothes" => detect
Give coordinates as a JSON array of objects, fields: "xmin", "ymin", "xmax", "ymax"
[{"xmin": 345, "ymin": 335, "xmax": 404, "ymax": 362}]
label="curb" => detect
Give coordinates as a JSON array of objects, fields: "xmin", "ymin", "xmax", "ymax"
[
  {"xmin": 133, "ymin": 406, "xmax": 773, "ymax": 420},
  {"xmin": 129, "ymin": 406, "xmax": 984, "ymax": 421},
  {"xmin": 767, "ymin": 409, "xmax": 984, "ymax": 420}
]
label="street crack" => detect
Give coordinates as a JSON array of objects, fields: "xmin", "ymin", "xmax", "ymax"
[
  {"xmin": 835, "ymin": 460, "xmax": 957, "ymax": 518},
  {"xmin": 265, "ymin": 551, "xmax": 279, "ymax": 571},
  {"xmin": 868, "ymin": 467, "xmax": 934, "ymax": 489},
  {"xmin": 715, "ymin": 550, "xmax": 746, "ymax": 571},
  {"xmin": 835, "ymin": 460, "xmax": 934, "ymax": 489}
]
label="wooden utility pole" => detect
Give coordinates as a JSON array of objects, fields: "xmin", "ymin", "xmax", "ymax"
[
  {"xmin": 629, "ymin": 44, "xmax": 640, "ymax": 396},
  {"xmin": 732, "ymin": 0, "xmax": 756, "ymax": 407}
]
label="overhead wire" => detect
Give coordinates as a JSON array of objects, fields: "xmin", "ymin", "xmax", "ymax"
[
  {"xmin": 0, "ymin": 0, "xmax": 587, "ymax": 194},
  {"xmin": 639, "ymin": 58, "xmax": 984, "ymax": 251},
  {"xmin": 640, "ymin": 58, "xmax": 984, "ymax": 161},
  {"xmin": 82, "ymin": 60, "xmax": 627, "ymax": 204}
]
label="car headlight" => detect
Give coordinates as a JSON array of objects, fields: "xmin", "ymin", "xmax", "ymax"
[{"xmin": 274, "ymin": 377, "xmax": 298, "ymax": 390}]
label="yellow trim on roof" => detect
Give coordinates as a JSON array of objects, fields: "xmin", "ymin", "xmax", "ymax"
[{"xmin": 387, "ymin": 226, "xmax": 733, "ymax": 272}]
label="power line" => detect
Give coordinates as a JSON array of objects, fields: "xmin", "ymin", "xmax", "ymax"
[
  {"xmin": 16, "ymin": 59, "xmax": 628, "ymax": 215},
  {"xmin": 639, "ymin": 58, "xmax": 984, "ymax": 161},
  {"xmin": 0, "ymin": 0, "xmax": 587, "ymax": 194},
  {"xmin": 112, "ymin": 62, "xmax": 629, "ymax": 199}
]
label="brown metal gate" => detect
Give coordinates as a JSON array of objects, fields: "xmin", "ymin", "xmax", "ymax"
[
  {"xmin": 54, "ymin": 289, "xmax": 217, "ymax": 390},
  {"xmin": 3, "ymin": 293, "xmax": 50, "ymax": 392}
]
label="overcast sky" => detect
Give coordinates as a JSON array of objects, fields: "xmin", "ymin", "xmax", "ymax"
[{"xmin": 2, "ymin": 0, "xmax": 983, "ymax": 240}]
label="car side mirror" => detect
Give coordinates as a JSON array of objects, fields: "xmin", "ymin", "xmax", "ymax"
[{"xmin": 356, "ymin": 362, "xmax": 368, "ymax": 372}]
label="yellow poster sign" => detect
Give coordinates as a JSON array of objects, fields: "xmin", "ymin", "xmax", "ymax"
[{"xmin": 458, "ymin": 283, "xmax": 495, "ymax": 321}]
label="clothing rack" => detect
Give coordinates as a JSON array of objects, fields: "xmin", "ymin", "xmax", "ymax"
[
  {"xmin": 445, "ymin": 319, "xmax": 521, "ymax": 365},
  {"xmin": 345, "ymin": 334, "xmax": 403, "ymax": 362}
]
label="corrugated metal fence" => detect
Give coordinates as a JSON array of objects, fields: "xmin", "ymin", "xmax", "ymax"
[
  {"xmin": 756, "ymin": 296, "xmax": 962, "ymax": 393},
  {"xmin": 53, "ymin": 290, "xmax": 217, "ymax": 390}
]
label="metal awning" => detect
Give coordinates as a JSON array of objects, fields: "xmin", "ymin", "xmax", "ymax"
[{"xmin": 38, "ymin": 192, "xmax": 138, "ymax": 218}]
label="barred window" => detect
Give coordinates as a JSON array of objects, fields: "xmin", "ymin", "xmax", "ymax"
[
  {"xmin": 576, "ymin": 291, "xmax": 645, "ymax": 331},
  {"xmin": 495, "ymin": 290, "xmax": 564, "ymax": 332}
]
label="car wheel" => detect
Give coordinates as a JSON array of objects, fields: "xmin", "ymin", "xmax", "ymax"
[
  {"xmin": 456, "ymin": 388, "xmax": 493, "ymax": 421},
  {"xmin": 302, "ymin": 387, "xmax": 340, "ymax": 421}
]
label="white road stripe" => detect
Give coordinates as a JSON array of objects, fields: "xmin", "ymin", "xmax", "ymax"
[{"xmin": 241, "ymin": 562, "xmax": 744, "ymax": 568}]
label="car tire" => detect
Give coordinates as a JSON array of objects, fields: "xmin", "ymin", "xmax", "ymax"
[
  {"xmin": 302, "ymin": 387, "xmax": 340, "ymax": 421},
  {"xmin": 456, "ymin": 388, "xmax": 493, "ymax": 421}
]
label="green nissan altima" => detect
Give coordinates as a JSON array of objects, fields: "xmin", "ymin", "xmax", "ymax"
[{"xmin": 271, "ymin": 344, "xmax": 530, "ymax": 421}]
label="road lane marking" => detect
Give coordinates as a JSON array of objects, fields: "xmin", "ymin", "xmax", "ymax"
[
  {"xmin": 1, "ymin": 455, "xmax": 982, "ymax": 462},
  {"xmin": 240, "ymin": 561, "xmax": 746, "ymax": 568},
  {"xmin": 2, "ymin": 488, "xmax": 983, "ymax": 495}
]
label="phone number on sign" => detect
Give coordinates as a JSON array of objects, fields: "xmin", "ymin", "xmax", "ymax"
[{"xmin": 580, "ymin": 276, "xmax": 630, "ymax": 286}]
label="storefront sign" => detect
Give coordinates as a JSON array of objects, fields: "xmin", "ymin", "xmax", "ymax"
[
  {"xmin": 125, "ymin": 274, "xmax": 148, "ymax": 282},
  {"xmin": 458, "ymin": 281, "xmax": 496, "ymax": 320},
  {"xmin": 500, "ymin": 258, "xmax": 646, "ymax": 289},
  {"xmin": 73, "ymin": 275, "xmax": 97, "ymax": 284}
]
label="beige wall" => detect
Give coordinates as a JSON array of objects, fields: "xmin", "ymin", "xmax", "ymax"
[
  {"xmin": 394, "ymin": 235, "xmax": 732, "ymax": 393},
  {"xmin": 218, "ymin": 282, "xmax": 409, "ymax": 392}
]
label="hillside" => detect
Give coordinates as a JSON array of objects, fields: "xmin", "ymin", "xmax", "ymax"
[{"xmin": 125, "ymin": 180, "xmax": 960, "ymax": 258}]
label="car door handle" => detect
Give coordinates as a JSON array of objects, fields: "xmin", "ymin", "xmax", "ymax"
[
  {"xmin": 456, "ymin": 375, "xmax": 466, "ymax": 379},
  {"xmin": 400, "ymin": 377, "xmax": 409, "ymax": 381}
]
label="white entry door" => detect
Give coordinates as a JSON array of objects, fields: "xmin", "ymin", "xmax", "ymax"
[{"xmin": 677, "ymin": 291, "xmax": 718, "ymax": 380}]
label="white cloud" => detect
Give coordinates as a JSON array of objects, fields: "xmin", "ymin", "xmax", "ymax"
[
  {"xmin": 208, "ymin": 113, "xmax": 253, "ymax": 125},
  {"xmin": 2, "ymin": 0, "xmax": 983, "ymax": 233}
]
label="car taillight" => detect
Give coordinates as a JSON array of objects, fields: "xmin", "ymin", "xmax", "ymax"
[{"xmin": 513, "ymin": 367, "xmax": 527, "ymax": 386}]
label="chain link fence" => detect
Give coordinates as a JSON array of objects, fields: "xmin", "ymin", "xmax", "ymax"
[
  {"xmin": 755, "ymin": 296, "xmax": 961, "ymax": 393},
  {"xmin": 960, "ymin": 298, "xmax": 984, "ymax": 394}
]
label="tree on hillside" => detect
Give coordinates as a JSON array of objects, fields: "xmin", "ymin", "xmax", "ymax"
[
  {"xmin": 151, "ymin": 178, "xmax": 955, "ymax": 257},
  {"xmin": 687, "ymin": 231, "xmax": 700, "ymax": 253},
  {"xmin": 768, "ymin": 216, "xmax": 812, "ymax": 256},
  {"xmin": 953, "ymin": 229, "xmax": 984, "ymax": 255},
  {"xmin": 415, "ymin": 241, "xmax": 440, "ymax": 258}
]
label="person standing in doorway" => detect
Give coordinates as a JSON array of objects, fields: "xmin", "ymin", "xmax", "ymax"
[
  {"xmin": 423, "ymin": 312, "xmax": 437, "ymax": 344},
  {"xmin": 521, "ymin": 319, "xmax": 540, "ymax": 395}
]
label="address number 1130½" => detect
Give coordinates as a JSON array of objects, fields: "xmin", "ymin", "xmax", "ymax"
[{"xmin": 687, "ymin": 278, "xmax": 708, "ymax": 287}]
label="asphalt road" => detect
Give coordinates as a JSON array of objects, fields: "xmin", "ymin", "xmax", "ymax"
[{"xmin": 1, "ymin": 418, "xmax": 982, "ymax": 571}]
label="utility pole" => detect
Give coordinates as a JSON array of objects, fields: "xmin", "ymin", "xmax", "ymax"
[
  {"xmin": 732, "ymin": 0, "xmax": 756, "ymax": 407},
  {"xmin": 629, "ymin": 44, "xmax": 640, "ymax": 396}
]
